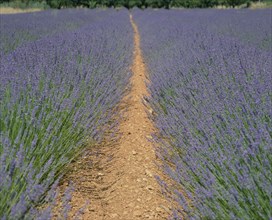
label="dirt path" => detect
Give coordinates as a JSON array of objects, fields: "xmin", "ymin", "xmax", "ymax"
[{"xmin": 60, "ymin": 14, "xmax": 172, "ymax": 220}]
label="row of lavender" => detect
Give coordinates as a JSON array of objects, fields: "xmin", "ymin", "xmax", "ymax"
[
  {"xmin": 133, "ymin": 9, "xmax": 271, "ymax": 219},
  {"xmin": 0, "ymin": 9, "xmax": 106, "ymax": 56},
  {"xmin": 0, "ymin": 9, "xmax": 133, "ymax": 219}
]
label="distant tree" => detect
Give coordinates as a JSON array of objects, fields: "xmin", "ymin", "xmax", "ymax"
[
  {"xmin": 123, "ymin": 0, "xmax": 130, "ymax": 8},
  {"xmin": 170, "ymin": 0, "xmax": 183, "ymax": 7},
  {"xmin": 164, "ymin": 0, "xmax": 172, "ymax": 8},
  {"xmin": 87, "ymin": 0, "xmax": 98, "ymax": 8},
  {"xmin": 47, "ymin": 0, "xmax": 73, "ymax": 8},
  {"xmin": 133, "ymin": 0, "xmax": 144, "ymax": 8},
  {"xmin": 200, "ymin": 0, "xmax": 218, "ymax": 7},
  {"xmin": 225, "ymin": 0, "xmax": 248, "ymax": 7},
  {"xmin": 46, "ymin": 0, "xmax": 60, "ymax": 8},
  {"xmin": 146, "ymin": 0, "xmax": 165, "ymax": 8},
  {"xmin": 74, "ymin": 0, "xmax": 93, "ymax": 7},
  {"xmin": 140, "ymin": 0, "xmax": 148, "ymax": 8},
  {"xmin": 0, "ymin": 0, "xmax": 257, "ymax": 9},
  {"xmin": 172, "ymin": 0, "xmax": 200, "ymax": 7}
]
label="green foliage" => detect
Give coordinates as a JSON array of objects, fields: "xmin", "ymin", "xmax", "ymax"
[
  {"xmin": 224, "ymin": 0, "xmax": 249, "ymax": 7},
  {"xmin": 0, "ymin": 0, "xmax": 264, "ymax": 10},
  {"xmin": 0, "ymin": 83, "xmax": 91, "ymax": 217},
  {"xmin": 46, "ymin": 0, "xmax": 73, "ymax": 8},
  {"xmin": 0, "ymin": 0, "xmax": 49, "ymax": 9}
]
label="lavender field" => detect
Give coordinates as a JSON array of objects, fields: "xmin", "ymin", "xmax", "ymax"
[
  {"xmin": 0, "ymin": 9, "xmax": 133, "ymax": 219},
  {"xmin": 133, "ymin": 9, "xmax": 272, "ymax": 219},
  {"xmin": 1, "ymin": 8, "xmax": 272, "ymax": 220}
]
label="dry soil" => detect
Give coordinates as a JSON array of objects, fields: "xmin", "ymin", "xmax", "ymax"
[{"xmin": 57, "ymin": 14, "xmax": 173, "ymax": 220}]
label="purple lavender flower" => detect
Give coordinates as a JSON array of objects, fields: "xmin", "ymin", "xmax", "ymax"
[
  {"xmin": 133, "ymin": 8, "xmax": 272, "ymax": 219},
  {"xmin": 1, "ymin": 9, "xmax": 133, "ymax": 219}
]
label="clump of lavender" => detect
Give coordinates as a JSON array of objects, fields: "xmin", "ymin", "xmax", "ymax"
[
  {"xmin": 0, "ymin": 9, "xmax": 133, "ymax": 219},
  {"xmin": 133, "ymin": 9, "xmax": 272, "ymax": 219},
  {"xmin": 0, "ymin": 9, "xmax": 105, "ymax": 55}
]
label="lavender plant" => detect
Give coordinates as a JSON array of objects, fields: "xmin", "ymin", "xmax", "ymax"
[
  {"xmin": 0, "ymin": 9, "xmax": 133, "ymax": 219},
  {"xmin": 133, "ymin": 9, "xmax": 272, "ymax": 219},
  {"xmin": 0, "ymin": 9, "xmax": 106, "ymax": 56}
]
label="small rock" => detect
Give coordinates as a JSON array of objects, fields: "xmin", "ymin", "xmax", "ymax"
[
  {"xmin": 133, "ymin": 210, "xmax": 142, "ymax": 217},
  {"xmin": 146, "ymin": 185, "xmax": 154, "ymax": 190},
  {"xmin": 143, "ymin": 178, "xmax": 147, "ymax": 181},
  {"xmin": 137, "ymin": 198, "xmax": 141, "ymax": 202},
  {"xmin": 156, "ymin": 207, "xmax": 164, "ymax": 212},
  {"xmin": 132, "ymin": 150, "xmax": 137, "ymax": 155},
  {"xmin": 148, "ymin": 108, "xmax": 154, "ymax": 114},
  {"xmin": 136, "ymin": 178, "xmax": 141, "ymax": 182},
  {"xmin": 145, "ymin": 169, "xmax": 153, "ymax": 177},
  {"xmin": 97, "ymin": 172, "xmax": 104, "ymax": 176},
  {"xmin": 88, "ymin": 206, "xmax": 95, "ymax": 211}
]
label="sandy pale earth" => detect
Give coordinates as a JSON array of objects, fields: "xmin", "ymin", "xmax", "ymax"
[
  {"xmin": 56, "ymin": 14, "xmax": 173, "ymax": 220},
  {"xmin": 0, "ymin": 7, "xmax": 41, "ymax": 14}
]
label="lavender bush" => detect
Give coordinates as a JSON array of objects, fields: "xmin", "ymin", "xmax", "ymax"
[
  {"xmin": 0, "ymin": 9, "xmax": 133, "ymax": 219},
  {"xmin": 0, "ymin": 9, "xmax": 106, "ymax": 55},
  {"xmin": 133, "ymin": 9, "xmax": 272, "ymax": 219}
]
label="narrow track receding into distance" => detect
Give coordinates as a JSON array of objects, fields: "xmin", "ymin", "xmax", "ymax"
[{"xmin": 57, "ymin": 14, "xmax": 173, "ymax": 220}]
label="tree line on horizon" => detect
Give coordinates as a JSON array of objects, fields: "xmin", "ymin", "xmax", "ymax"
[{"xmin": 0, "ymin": 0, "xmax": 267, "ymax": 9}]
